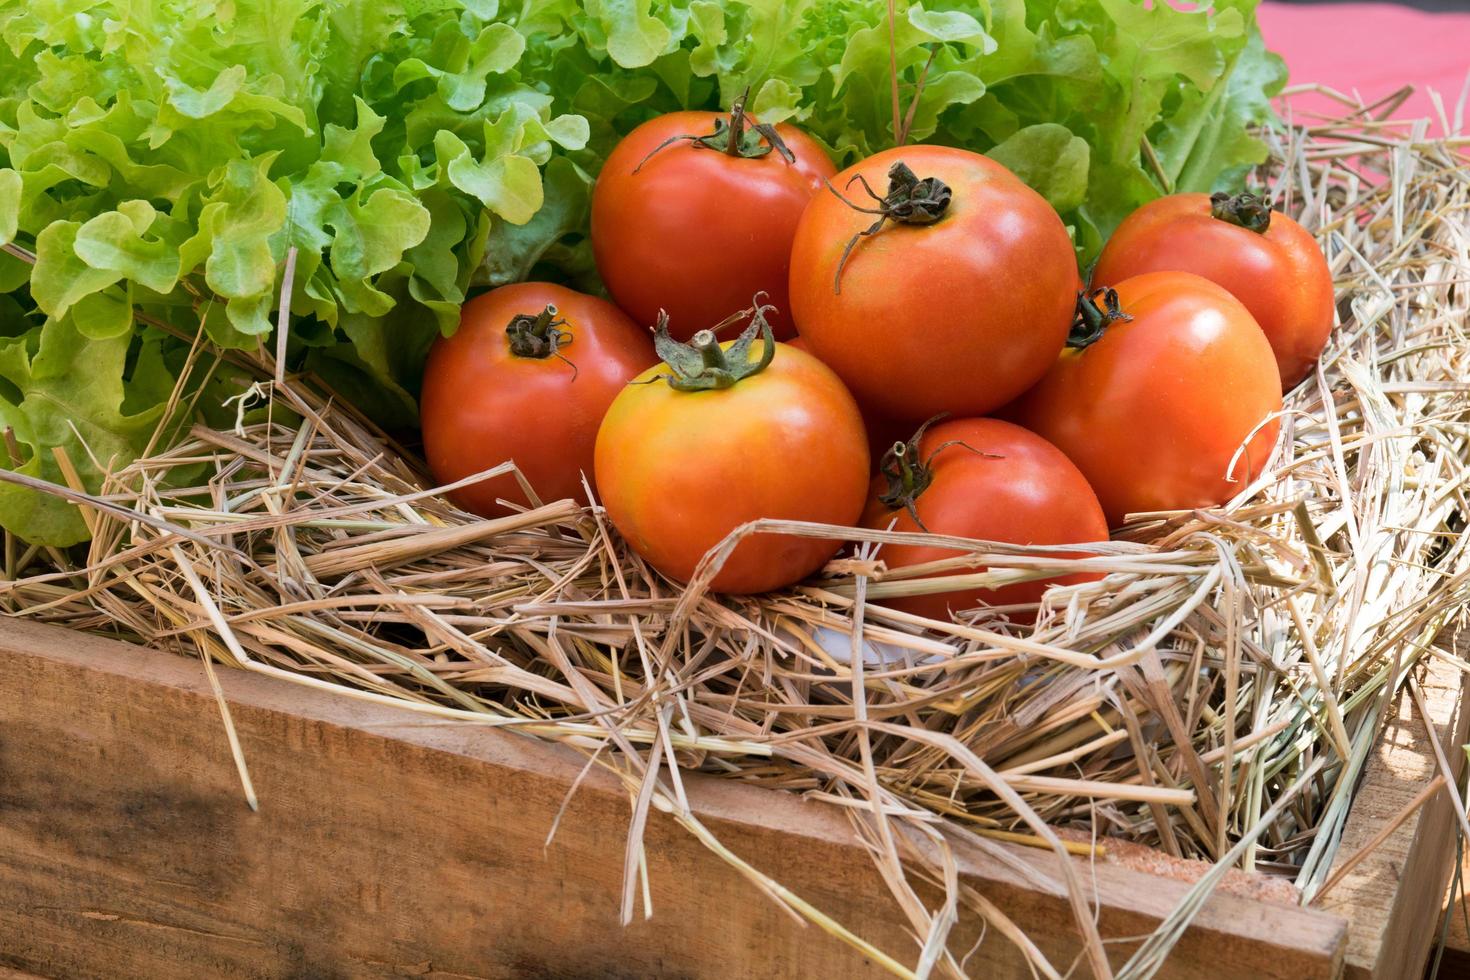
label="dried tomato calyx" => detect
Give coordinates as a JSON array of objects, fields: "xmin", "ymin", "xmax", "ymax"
[
  {"xmin": 826, "ymin": 161, "xmax": 953, "ymax": 293},
  {"xmin": 632, "ymin": 90, "xmax": 795, "ymax": 174},
  {"xmin": 876, "ymin": 415, "xmax": 1004, "ymax": 533},
  {"xmin": 877, "ymin": 418, "xmax": 943, "ymax": 516},
  {"xmin": 1210, "ymin": 191, "xmax": 1272, "ymax": 234},
  {"xmin": 506, "ymin": 304, "xmax": 574, "ymax": 363},
  {"xmin": 1067, "ymin": 287, "xmax": 1132, "ymax": 350}
]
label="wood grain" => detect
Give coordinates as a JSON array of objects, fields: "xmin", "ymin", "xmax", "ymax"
[
  {"xmin": 1318, "ymin": 651, "xmax": 1470, "ymax": 980},
  {"xmin": 0, "ymin": 619, "xmax": 1347, "ymax": 978}
]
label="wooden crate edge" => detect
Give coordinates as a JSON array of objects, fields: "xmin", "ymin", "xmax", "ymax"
[{"xmin": 0, "ymin": 619, "xmax": 1349, "ymax": 978}]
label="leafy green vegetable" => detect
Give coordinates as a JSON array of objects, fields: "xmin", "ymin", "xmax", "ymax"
[
  {"xmin": 0, "ymin": 0, "xmax": 584, "ymax": 541},
  {"xmin": 987, "ymin": 124, "xmax": 1090, "ymax": 214},
  {"xmin": 0, "ymin": 313, "xmax": 170, "ymax": 546},
  {"xmin": 0, "ymin": 0, "xmax": 1283, "ymax": 544}
]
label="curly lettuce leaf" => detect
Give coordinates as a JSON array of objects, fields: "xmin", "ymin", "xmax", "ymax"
[{"xmin": 0, "ymin": 315, "xmax": 170, "ymax": 546}]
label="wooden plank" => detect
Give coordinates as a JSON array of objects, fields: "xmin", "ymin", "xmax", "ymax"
[
  {"xmin": 1318, "ymin": 650, "xmax": 1470, "ymax": 979},
  {"xmin": 0, "ymin": 619, "xmax": 1346, "ymax": 978}
]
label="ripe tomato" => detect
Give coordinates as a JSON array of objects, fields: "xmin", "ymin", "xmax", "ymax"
[
  {"xmin": 1092, "ymin": 192, "xmax": 1334, "ymax": 388},
  {"xmin": 786, "ymin": 335, "xmax": 908, "ymax": 458},
  {"xmin": 788, "ymin": 145, "xmax": 1079, "ymax": 422},
  {"xmin": 421, "ymin": 282, "xmax": 655, "ymax": 517},
  {"xmin": 1015, "ymin": 273, "xmax": 1283, "ymax": 526},
  {"xmin": 595, "ymin": 308, "xmax": 869, "ymax": 594},
  {"xmin": 591, "ymin": 99, "xmax": 835, "ymax": 341},
  {"xmin": 862, "ymin": 417, "xmax": 1108, "ymax": 621}
]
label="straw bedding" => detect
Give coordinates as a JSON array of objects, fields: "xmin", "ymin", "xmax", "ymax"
[{"xmin": 4, "ymin": 96, "xmax": 1470, "ymax": 977}]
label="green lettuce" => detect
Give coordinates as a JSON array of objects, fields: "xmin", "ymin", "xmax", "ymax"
[{"xmin": 0, "ymin": 0, "xmax": 1283, "ymax": 545}]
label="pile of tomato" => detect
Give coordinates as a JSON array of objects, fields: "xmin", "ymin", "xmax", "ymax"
[{"xmin": 421, "ymin": 100, "xmax": 1335, "ymax": 618}]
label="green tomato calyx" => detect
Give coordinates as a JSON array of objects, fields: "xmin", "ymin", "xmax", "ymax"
[
  {"xmin": 877, "ymin": 413, "xmax": 1004, "ymax": 532},
  {"xmin": 632, "ymin": 88, "xmax": 795, "ymax": 174},
  {"xmin": 650, "ymin": 297, "xmax": 777, "ymax": 392},
  {"xmin": 1067, "ymin": 287, "xmax": 1132, "ymax": 350},
  {"xmin": 827, "ymin": 161, "xmax": 953, "ymax": 294},
  {"xmin": 1210, "ymin": 191, "xmax": 1272, "ymax": 234},
  {"xmin": 506, "ymin": 304, "xmax": 577, "ymax": 375}
]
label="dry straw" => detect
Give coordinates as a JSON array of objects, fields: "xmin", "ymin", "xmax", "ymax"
[{"xmin": 4, "ymin": 92, "xmax": 1470, "ymax": 977}]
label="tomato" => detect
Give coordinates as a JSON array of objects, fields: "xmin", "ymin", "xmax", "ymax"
[
  {"xmin": 421, "ymin": 282, "xmax": 655, "ymax": 517},
  {"xmin": 591, "ymin": 99, "xmax": 836, "ymax": 341},
  {"xmin": 595, "ymin": 307, "xmax": 869, "ymax": 594},
  {"xmin": 863, "ymin": 418, "xmax": 1108, "ymax": 621},
  {"xmin": 786, "ymin": 335, "xmax": 908, "ymax": 458},
  {"xmin": 1015, "ymin": 273, "xmax": 1283, "ymax": 527},
  {"xmin": 1092, "ymin": 192, "xmax": 1334, "ymax": 388},
  {"xmin": 788, "ymin": 145, "xmax": 1079, "ymax": 422}
]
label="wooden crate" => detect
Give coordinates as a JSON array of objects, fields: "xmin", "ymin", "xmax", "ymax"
[{"xmin": 0, "ymin": 619, "xmax": 1464, "ymax": 979}]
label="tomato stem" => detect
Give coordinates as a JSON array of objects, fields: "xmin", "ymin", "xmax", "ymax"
[
  {"xmin": 825, "ymin": 161, "xmax": 952, "ymax": 293},
  {"xmin": 529, "ymin": 305, "xmax": 558, "ymax": 338},
  {"xmin": 879, "ymin": 440, "xmax": 934, "ymax": 521},
  {"xmin": 646, "ymin": 296, "xmax": 778, "ymax": 392},
  {"xmin": 1210, "ymin": 191, "xmax": 1272, "ymax": 234},
  {"xmin": 724, "ymin": 95, "xmax": 749, "ymax": 158},
  {"xmin": 691, "ymin": 329, "xmax": 730, "ymax": 370},
  {"xmin": 1067, "ymin": 287, "xmax": 1132, "ymax": 350},
  {"xmin": 505, "ymin": 305, "xmax": 576, "ymax": 373},
  {"xmin": 631, "ymin": 89, "xmax": 795, "ymax": 174}
]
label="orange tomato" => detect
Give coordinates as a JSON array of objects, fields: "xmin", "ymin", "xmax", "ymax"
[
  {"xmin": 1015, "ymin": 272, "xmax": 1283, "ymax": 526},
  {"xmin": 595, "ymin": 311, "xmax": 868, "ymax": 594},
  {"xmin": 863, "ymin": 418, "xmax": 1109, "ymax": 621},
  {"xmin": 421, "ymin": 282, "xmax": 655, "ymax": 517},
  {"xmin": 788, "ymin": 145, "xmax": 1079, "ymax": 421},
  {"xmin": 1092, "ymin": 192, "xmax": 1334, "ymax": 388}
]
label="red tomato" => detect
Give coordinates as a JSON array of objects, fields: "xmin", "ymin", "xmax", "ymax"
[
  {"xmin": 421, "ymin": 282, "xmax": 655, "ymax": 517},
  {"xmin": 788, "ymin": 145, "xmax": 1079, "ymax": 421},
  {"xmin": 1092, "ymin": 192, "xmax": 1334, "ymax": 388},
  {"xmin": 595, "ymin": 310, "xmax": 868, "ymax": 594},
  {"xmin": 591, "ymin": 102, "xmax": 835, "ymax": 341},
  {"xmin": 786, "ymin": 335, "xmax": 909, "ymax": 457},
  {"xmin": 863, "ymin": 418, "xmax": 1108, "ymax": 621},
  {"xmin": 1015, "ymin": 273, "xmax": 1283, "ymax": 526}
]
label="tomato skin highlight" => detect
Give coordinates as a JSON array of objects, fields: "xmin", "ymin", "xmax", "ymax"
[
  {"xmin": 1092, "ymin": 192, "xmax": 1334, "ymax": 388},
  {"xmin": 591, "ymin": 111, "xmax": 836, "ymax": 341},
  {"xmin": 788, "ymin": 145, "xmax": 1079, "ymax": 422},
  {"xmin": 420, "ymin": 282, "xmax": 656, "ymax": 517},
  {"xmin": 1015, "ymin": 272, "xmax": 1283, "ymax": 527},
  {"xmin": 594, "ymin": 342, "xmax": 869, "ymax": 594},
  {"xmin": 863, "ymin": 418, "xmax": 1109, "ymax": 621}
]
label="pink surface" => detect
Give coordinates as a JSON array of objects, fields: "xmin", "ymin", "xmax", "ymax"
[{"xmin": 1259, "ymin": 2, "xmax": 1470, "ymax": 133}]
